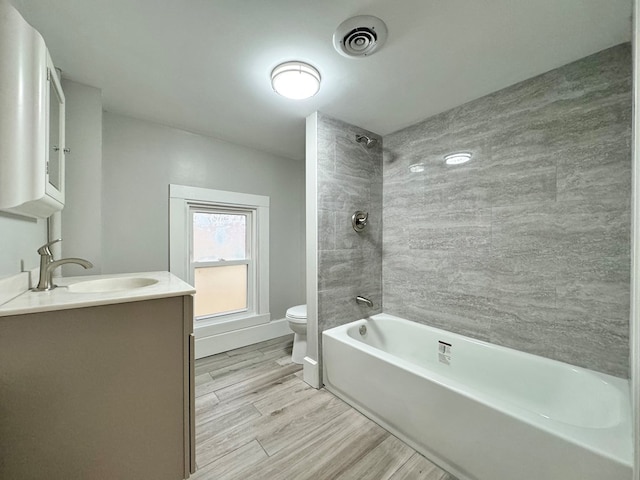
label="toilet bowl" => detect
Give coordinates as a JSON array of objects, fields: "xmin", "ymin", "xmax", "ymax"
[{"xmin": 285, "ymin": 304, "xmax": 307, "ymax": 364}]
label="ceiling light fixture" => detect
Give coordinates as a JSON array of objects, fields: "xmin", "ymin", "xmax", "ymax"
[
  {"xmin": 444, "ymin": 152, "xmax": 472, "ymax": 165},
  {"xmin": 409, "ymin": 163, "xmax": 426, "ymax": 173},
  {"xmin": 271, "ymin": 61, "xmax": 321, "ymax": 100}
]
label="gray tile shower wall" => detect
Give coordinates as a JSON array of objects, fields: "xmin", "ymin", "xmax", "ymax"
[
  {"xmin": 382, "ymin": 44, "xmax": 632, "ymax": 378},
  {"xmin": 316, "ymin": 113, "xmax": 383, "ymax": 336}
]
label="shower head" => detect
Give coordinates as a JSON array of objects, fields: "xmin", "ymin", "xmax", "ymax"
[{"xmin": 355, "ymin": 134, "xmax": 377, "ymax": 148}]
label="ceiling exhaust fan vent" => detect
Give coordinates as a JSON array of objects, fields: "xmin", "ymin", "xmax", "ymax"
[{"xmin": 333, "ymin": 15, "xmax": 388, "ymax": 58}]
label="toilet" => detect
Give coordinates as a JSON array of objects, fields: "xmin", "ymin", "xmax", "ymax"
[{"xmin": 285, "ymin": 304, "xmax": 307, "ymax": 364}]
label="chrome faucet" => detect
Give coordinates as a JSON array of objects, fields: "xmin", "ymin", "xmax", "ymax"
[
  {"xmin": 33, "ymin": 239, "xmax": 93, "ymax": 291},
  {"xmin": 356, "ymin": 296, "xmax": 374, "ymax": 308}
]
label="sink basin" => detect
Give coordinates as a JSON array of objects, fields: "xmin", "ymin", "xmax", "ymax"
[{"xmin": 67, "ymin": 277, "xmax": 159, "ymax": 293}]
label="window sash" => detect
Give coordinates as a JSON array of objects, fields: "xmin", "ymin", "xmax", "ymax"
[
  {"xmin": 191, "ymin": 207, "xmax": 250, "ymax": 262},
  {"xmin": 189, "ymin": 206, "xmax": 256, "ymax": 323},
  {"xmin": 193, "ymin": 264, "xmax": 249, "ymax": 318}
]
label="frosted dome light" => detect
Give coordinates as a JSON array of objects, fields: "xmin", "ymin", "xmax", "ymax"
[{"xmin": 271, "ymin": 61, "xmax": 321, "ymax": 100}]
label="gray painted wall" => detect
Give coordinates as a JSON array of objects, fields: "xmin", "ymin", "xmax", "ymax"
[
  {"xmin": 0, "ymin": 213, "xmax": 46, "ymax": 278},
  {"xmin": 383, "ymin": 44, "xmax": 632, "ymax": 378},
  {"xmin": 0, "ymin": 80, "xmax": 102, "ymax": 281},
  {"xmin": 316, "ymin": 113, "xmax": 383, "ymax": 337},
  {"xmin": 61, "ymin": 79, "xmax": 103, "ymax": 276},
  {"xmin": 101, "ymin": 112, "xmax": 305, "ymax": 320}
]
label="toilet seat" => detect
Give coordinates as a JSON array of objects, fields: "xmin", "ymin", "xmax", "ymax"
[
  {"xmin": 286, "ymin": 304, "xmax": 307, "ymax": 321},
  {"xmin": 287, "ymin": 316, "xmax": 306, "ymax": 325}
]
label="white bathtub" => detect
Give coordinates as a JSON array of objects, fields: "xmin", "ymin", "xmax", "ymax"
[{"xmin": 322, "ymin": 313, "xmax": 632, "ymax": 480}]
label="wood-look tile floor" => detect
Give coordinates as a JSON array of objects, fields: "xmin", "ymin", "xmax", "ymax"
[{"xmin": 192, "ymin": 336, "xmax": 457, "ymax": 480}]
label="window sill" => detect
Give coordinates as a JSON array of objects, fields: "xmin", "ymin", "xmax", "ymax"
[{"xmin": 194, "ymin": 313, "xmax": 270, "ymax": 338}]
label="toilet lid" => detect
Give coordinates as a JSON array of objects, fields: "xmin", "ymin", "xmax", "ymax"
[{"xmin": 286, "ymin": 304, "xmax": 307, "ymax": 320}]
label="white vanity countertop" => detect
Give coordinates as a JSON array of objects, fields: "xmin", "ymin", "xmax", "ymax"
[{"xmin": 0, "ymin": 271, "xmax": 195, "ymax": 317}]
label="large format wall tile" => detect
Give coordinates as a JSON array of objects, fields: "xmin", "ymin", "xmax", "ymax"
[
  {"xmin": 315, "ymin": 113, "xmax": 383, "ymax": 348},
  {"xmin": 382, "ymin": 43, "xmax": 632, "ymax": 378},
  {"xmin": 556, "ymin": 136, "xmax": 632, "ymax": 203},
  {"xmin": 491, "ymin": 200, "xmax": 629, "ymax": 259},
  {"xmin": 408, "ymin": 208, "xmax": 492, "ymax": 252}
]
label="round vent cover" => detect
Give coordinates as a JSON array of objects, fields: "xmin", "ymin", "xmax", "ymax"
[{"xmin": 333, "ymin": 15, "xmax": 388, "ymax": 58}]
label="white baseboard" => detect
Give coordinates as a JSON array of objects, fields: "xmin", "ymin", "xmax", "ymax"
[
  {"xmin": 195, "ymin": 318, "xmax": 292, "ymax": 359},
  {"xmin": 303, "ymin": 356, "xmax": 320, "ymax": 389}
]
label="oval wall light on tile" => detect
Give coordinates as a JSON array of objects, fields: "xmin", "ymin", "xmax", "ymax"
[
  {"xmin": 444, "ymin": 152, "xmax": 472, "ymax": 165},
  {"xmin": 271, "ymin": 61, "xmax": 321, "ymax": 99}
]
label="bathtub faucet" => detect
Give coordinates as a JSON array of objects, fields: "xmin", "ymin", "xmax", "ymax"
[{"xmin": 356, "ymin": 296, "xmax": 373, "ymax": 308}]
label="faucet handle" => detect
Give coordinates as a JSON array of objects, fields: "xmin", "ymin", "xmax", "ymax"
[{"xmin": 37, "ymin": 238, "xmax": 61, "ymax": 255}]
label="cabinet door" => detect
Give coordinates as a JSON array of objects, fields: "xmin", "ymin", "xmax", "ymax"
[
  {"xmin": 45, "ymin": 58, "xmax": 65, "ymax": 205},
  {"xmin": 0, "ymin": 298, "xmax": 189, "ymax": 479},
  {"xmin": 0, "ymin": 3, "xmax": 65, "ymax": 218}
]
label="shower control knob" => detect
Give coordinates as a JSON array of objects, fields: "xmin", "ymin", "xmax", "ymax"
[{"xmin": 352, "ymin": 211, "xmax": 368, "ymax": 232}]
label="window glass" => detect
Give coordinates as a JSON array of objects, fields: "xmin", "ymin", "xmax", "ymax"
[
  {"xmin": 194, "ymin": 265, "xmax": 248, "ymax": 317},
  {"xmin": 193, "ymin": 212, "xmax": 246, "ymax": 262}
]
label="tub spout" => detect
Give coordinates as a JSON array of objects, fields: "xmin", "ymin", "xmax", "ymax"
[{"xmin": 356, "ymin": 296, "xmax": 373, "ymax": 308}]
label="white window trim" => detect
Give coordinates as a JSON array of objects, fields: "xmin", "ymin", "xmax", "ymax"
[{"xmin": 169, "ymin": 184, "xmax": 270, "ymax": 338}]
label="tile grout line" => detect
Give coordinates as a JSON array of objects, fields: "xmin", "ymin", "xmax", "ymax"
[
  {"xmin": 389, "ymin": 453, "xmax": 415, "ymax": 479},
  {"xmin": 255, "ymin": 437, "xmax": 270, "ymax": 458}
]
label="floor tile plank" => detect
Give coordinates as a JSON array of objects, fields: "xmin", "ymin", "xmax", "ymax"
[
  {"xmin": 195, "ymin": 350, "xmax": 262, "ymax": 377},
  {"xmin": 195, "ymin": 373, "xmax": 218, "ymax": 398},
  {"xmin": 226, "ymin": 335, "xmax": 292, "ymax": 357},
  {"xmin": 206, "ymin": 351, "xmax": 296, "ymax": 391},
  {"xmin": 193, "ymin": 336, "xmax": 455, "ymax": 480},
  {"xmin": 241, "ymin": 408, "xmax": 388, "ymax": 480},
  {"xmin": 388, "ymin": 453, "xmax": 452, "ymax": 480},
  {"xmin": 258, "ymin": 339, "xmax": 294, "ymax": 357},
  {"xmin": 197, "ymin": 372, "xmax": 302, "ymax": 427},
  {"xmin": 213, "ymin": 362, "xmax": 301, "ymax": 402},
  {"xmin": 191, "ymin": 440, "xmax": 267, "ymax": 480},
  {"xmin": 197, "ymin": 386, "xmax": 345, "ymax": 467},
  {"xmin": 334, "ymin": 434, "xmax": 416, "ymax": 480},
  {"xmin": 195, "ymin": 391, "xmax": 220, "ymax": 427},
  {"xmin": 251, "ymin": 376, "xmax": 316, "ymax": 415},
  {"xmin": 256, "ymin": 391, "xmax": 351, "ymax": 456},
  {"xmin": 196, "ymin": 403, "xmax": 262, "ymax": 447}
]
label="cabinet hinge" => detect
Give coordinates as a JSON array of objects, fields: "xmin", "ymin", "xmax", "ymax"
[
  {"xmin": 46, "ymin": 68, "xmax": 51, "ymax": 81},
  {"xmin": 46, "ymin": 161, "xmax": 49, "ymax": 174}
]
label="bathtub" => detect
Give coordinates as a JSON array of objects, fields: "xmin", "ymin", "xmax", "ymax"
[{"xmin": 322, "ymin": 313, "xmax": 632, "ymax": 480}]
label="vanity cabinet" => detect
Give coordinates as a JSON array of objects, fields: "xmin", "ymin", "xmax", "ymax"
[
  {"xmin": 0, "ymin": 2, "xmax": 66, "ymax": 218},
  {"xmin": 0, "ymin": 295, "xmax": 195, "ymax": 479}
]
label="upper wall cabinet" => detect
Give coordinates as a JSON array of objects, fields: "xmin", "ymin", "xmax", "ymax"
[{"xmin": 0, "ymin": 2, "xmax": 66, "ymax": 219}]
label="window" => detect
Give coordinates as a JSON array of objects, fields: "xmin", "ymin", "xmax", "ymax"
[
  {"xmin": 191, "ymin": 209, "xmax": 251, "ymax": 319},
  {"xmin": 169, "ymin": 185, "xmax": 270, "ymax": 337}
]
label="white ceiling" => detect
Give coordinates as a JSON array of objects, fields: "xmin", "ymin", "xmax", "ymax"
[{"xmin": 12, "ymin": 0, "xmax": 632, "ymax": 161}]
